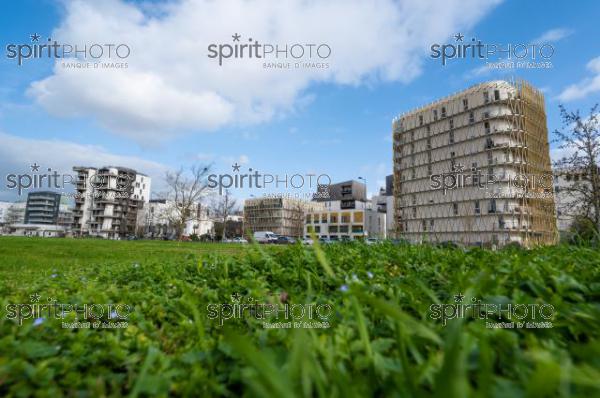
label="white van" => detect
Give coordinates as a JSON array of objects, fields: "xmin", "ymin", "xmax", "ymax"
[{"xmin": 254, "ymin": 231, "xmax": 278, "ymax": 244}]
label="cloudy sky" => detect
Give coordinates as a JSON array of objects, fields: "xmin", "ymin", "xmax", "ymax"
[{"xmin": 1, "ymin": 0, "xmax": 599, "ymax": 202}]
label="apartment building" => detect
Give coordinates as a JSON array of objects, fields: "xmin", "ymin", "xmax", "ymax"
[
  {"xmin": 72, "ymin": 166, "xmax": 151, "ymax": 239},
  {"xmin": 313, "ymin": 180, "xmax": 367, "ymax": 208},
  {"xmin": 393, "ymin": 79, "xmax": 557, "ymax": 247},
  {"xmin": 304, "ymin": 199, "xmax": 386, "ymax": 240},
  {"xmin": 24, "ymin": 191, "xmax": 61, "ymax": 224},
  {"xmin": 243, "ymin": 197, "xmax": 323, "ymax": 238}
]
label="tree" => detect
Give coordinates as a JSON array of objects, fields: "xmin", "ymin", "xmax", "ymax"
[
  {"xmin": 553, "ymin": 104, "xmax": 600, "ymax": 233},
  {"xmin": 210, "ymin": 189, "xmax": 237, "ymax": 240},
  {"xmin": 164, "ymin": 165, "xmax": 211, "ymax": 240}
]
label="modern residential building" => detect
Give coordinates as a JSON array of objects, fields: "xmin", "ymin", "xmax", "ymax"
[
  {"xmin": 143, "ymin": 199, "xmax": 214, "ymax": 239},
  {"xmin": 72, "ymin": 166, "xmax": 151, "ymax": 239},
  {"xmin": 24, "ymin": 191, "xmax": 61, "ymax": 225},
  {"xmin": 304, "ymin": 199, "xmax": 386, "ymax": 240},
  {"xmin": 393, "ymin": 79, "xmax": 557, "ymax": 247},
  {"xmin": 313, "ymin": 180, "xmax": 367, "ymax": 209},
  {"xmin": 244, "ymin": 197, "xmax": 323, "ymax": 238}
]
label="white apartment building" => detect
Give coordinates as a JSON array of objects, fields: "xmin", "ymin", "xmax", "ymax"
[
  {"xmin": 72, "ymin": 166, "xmax": 151, "ymax": 239},
  {"xmin": 393, "ymin": 80, "xmax": 557, "ymax": 247},
  {"xmin": 304, "ymin": 200, "xmax": 386, "ymax": 240}
]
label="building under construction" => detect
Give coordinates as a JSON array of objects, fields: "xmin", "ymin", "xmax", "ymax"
[
  {"xmin": 243, "ymin": 197, "xmax": 324, "ymax": 238},
  {"xmin": 392, "ymin": 79, "xmax": 558, "ymax": 247}
]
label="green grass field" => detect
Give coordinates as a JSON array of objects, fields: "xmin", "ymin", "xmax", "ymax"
[{"xmin": 0, "ymin": 237, "xmax": 599, "ymax": 397}]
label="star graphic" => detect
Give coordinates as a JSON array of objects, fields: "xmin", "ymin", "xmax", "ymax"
[
  {"xmin": 454, "ymin": 33, "xmax": 464, "ymax": 42},
  {"xmin": 454, "ymin": 293, "xmax": 465, "ymax": 303},
  {"xmin": 232, "ymin": 163, "xmax": 241, "ymax": 172},
  {"xmin": 30, "ymin": 293, "xmax": 41, "ymax": 302},
  {"xmin": 454, "ymin": 163, "xmax": 465, "ymax": 173},
  {"xmin": 30, "ymin": 163, "xmax": 40, "ymax": 172},
  {"xmin": 230, "ymin": 292, "xmax": 242, "ymax": 302},
  {"xmin": 30, "ymin": 33, "xmax": 41, "ymax": 42},
  {"xmin": 232, "ymin": 33, "xmax": 241, "ymax": 42}
]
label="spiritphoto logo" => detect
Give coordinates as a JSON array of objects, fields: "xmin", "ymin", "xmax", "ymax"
[
  {"xmin": 4, "ymin": 292, "xmax": 131, "ymax": 329},
  {"xmin": 206, "ymin": 293, "xmax": 332, "ymax": 329},
  {"xmin": 429, "ymin": 293, "xmax": 554, "ymax": 329},
  {"xmin": 207, "ymin": 33, "xmax": 331, "ymax": 69},
  {"xmin": 430, "ymin": 33, "xmax": 554, "ymax": 69},
  {"xmin": 207, "ymin": 162, "xmax": 331, "ymax": 195},
  {"xmin": 429, "ymin": 165, "xmax": 554, "ymax": 196},
  {"xmin": 5, "ymin": 33, "xmax": 130, "ymax": 68},
  {"xmin": 4, "ymin": 163, "xmax": 135, "ymax": 196}
]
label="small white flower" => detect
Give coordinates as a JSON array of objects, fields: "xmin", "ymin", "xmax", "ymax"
[
  {"xmin": 340, "ymin": 284, "xmax": 349, "ymax": 292},
  {"xmin": 367, "ymin": 271, "xmax": 374, "ymax": 279},
  {"xmin": 33, "ymin": 317, "xmax": 45, "ymax": 326}
]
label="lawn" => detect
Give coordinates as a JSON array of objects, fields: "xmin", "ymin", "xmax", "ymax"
[{"xmin": 0, "ymin": 237, "xmax": 599, "ymax": 397}]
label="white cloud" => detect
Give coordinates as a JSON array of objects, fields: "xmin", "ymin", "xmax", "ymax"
[
  {"xmin": 532, "ymin": 28, "xmax": 573, "ymax": 43},
  {"xmin": 27, "ymin": 0, "xmax": 502, "ymax": 144},
  {"xmin": 0, "ymin": 131, "xmax": 170, "ymax": 200},
  {"xmin": 557, "ymin": 56, "xmax": 600, "ymax": 102}
]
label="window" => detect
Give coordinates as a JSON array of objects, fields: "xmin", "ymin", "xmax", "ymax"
[
  {"xmin": 329, "ymin": 213, "xmax": 338, "ymax": 223},
  {"xmin": 489, "ymin": 199, "xmax": 497, "ymax": 213},
  {"xmin": 353, "ymin": 212, "xmax": 364, "ymax": 223},
  {"xmin": 469, "ymin": 112, "xmax": 475, "ymax": 124},
  {"xmin": 426, "ymin": 138, "xmax": 431, "ymax": 149},
  {"xmin": 411, "ymin": 168, "xmax": 416, "ymax": 179},
  {"xmin": 321, "ymin": 214, "xmax": 327, "ymax": 223},
  {"xmin": 487, "ymin": 151, "xmax": 493, "ymax": 164},
  {"xmin": 494, "ymin": 90, "xmax": 500, "ymax": 101},
  {"xmin": 441, "ymin": 107, "xmax": 447, "ymax": 118},
  {"xmin": 433, "ymin": 109, "xmax": 438, "ymax": 121},
  {"xmin": 483, "ymin": 91, "xmax": 489, "ymax": 103},
  {"xmin": 411, "ymin": 131, "xmax": 415, "ymax": 141},
  {"xmin": 498, "ymin": 216, "xmax": 505, "ymax": 228},
  {"xmin": 449, "ymin": 118, "xmax": 454, "ymax": 130},
  {"xmin": 426, "ymin": 125, "xmax": 431, "ymax": 135},
  {"xmin": 463, "ymin": 98, "xmax": 469, "ymax": 111},
  {"xmin": 410, "ymin": 143, "xmax": 414, "ymax": 154},
  {"xmin": 422, "ymin": 219, "xmax": 427, "ymax": 231},
  {"xmin": 412, "ymin": 207, "xmax": 417, "ymax": 218},
  {"xmin": 412, "ymin": 195, "xmax": 417, "ymax": 205},
  {"xmin": 419, "ymin": 115, "xmax": 423, "ymax": 126},
  {"xmin": 474, "ymin": 200, "xmax": 480, "ymax": 214},
  {"xmin": 483, "ymin": 111, "xmax": 490, "ymax": 119},
  {"xmin": 427, "ymin": 164, "xmax": 432, "ymax": 175},
  {"xmin": 453, "ymin": 203, "xmax": 458, "ymax": 215},
  {"xmin": 341, "ymin": 213, "xmax": 351, "ymax": 223},
  {"xmin": 449, "ymin": 131, "xmax": 454, "ymax": 144},
  {"xmin": 430, "ymin": 219, "xmax": 434, "ymax": 228},
  {"xmin": 484, "ymin": 121, "xmax": 490, "ymax": 134}
]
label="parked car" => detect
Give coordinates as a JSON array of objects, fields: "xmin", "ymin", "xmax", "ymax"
[
  {"xmin": 276, "ymin": 236, "xmax": 296, "ymax": 244},
  {"xmin": 318, "ymin": 237, "xmax": 334, "ymax": 244},
  {"xmin": 302, "ymin": 238, "xmax": 314, "ymax": 245},
  {"xmin": 254, "ymin": 231, "xmax": 278, "ymax": 244},
  {"xmin": 365, "ymin": 238, "xmax": 381, "ymax": 245},
  {"xmin": 232, "ymin": 237, "xmax": 248, "ymax": 244}
]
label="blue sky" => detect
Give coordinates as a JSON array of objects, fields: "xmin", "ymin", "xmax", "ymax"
[{"xmin": 1, "ymin": 0, "xmax": 599, "ymax": 202}]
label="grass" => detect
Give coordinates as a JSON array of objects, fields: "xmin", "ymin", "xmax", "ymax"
[{"xmin": 0, "ymin": 237, "xmax": 599, "ymax": 397}]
